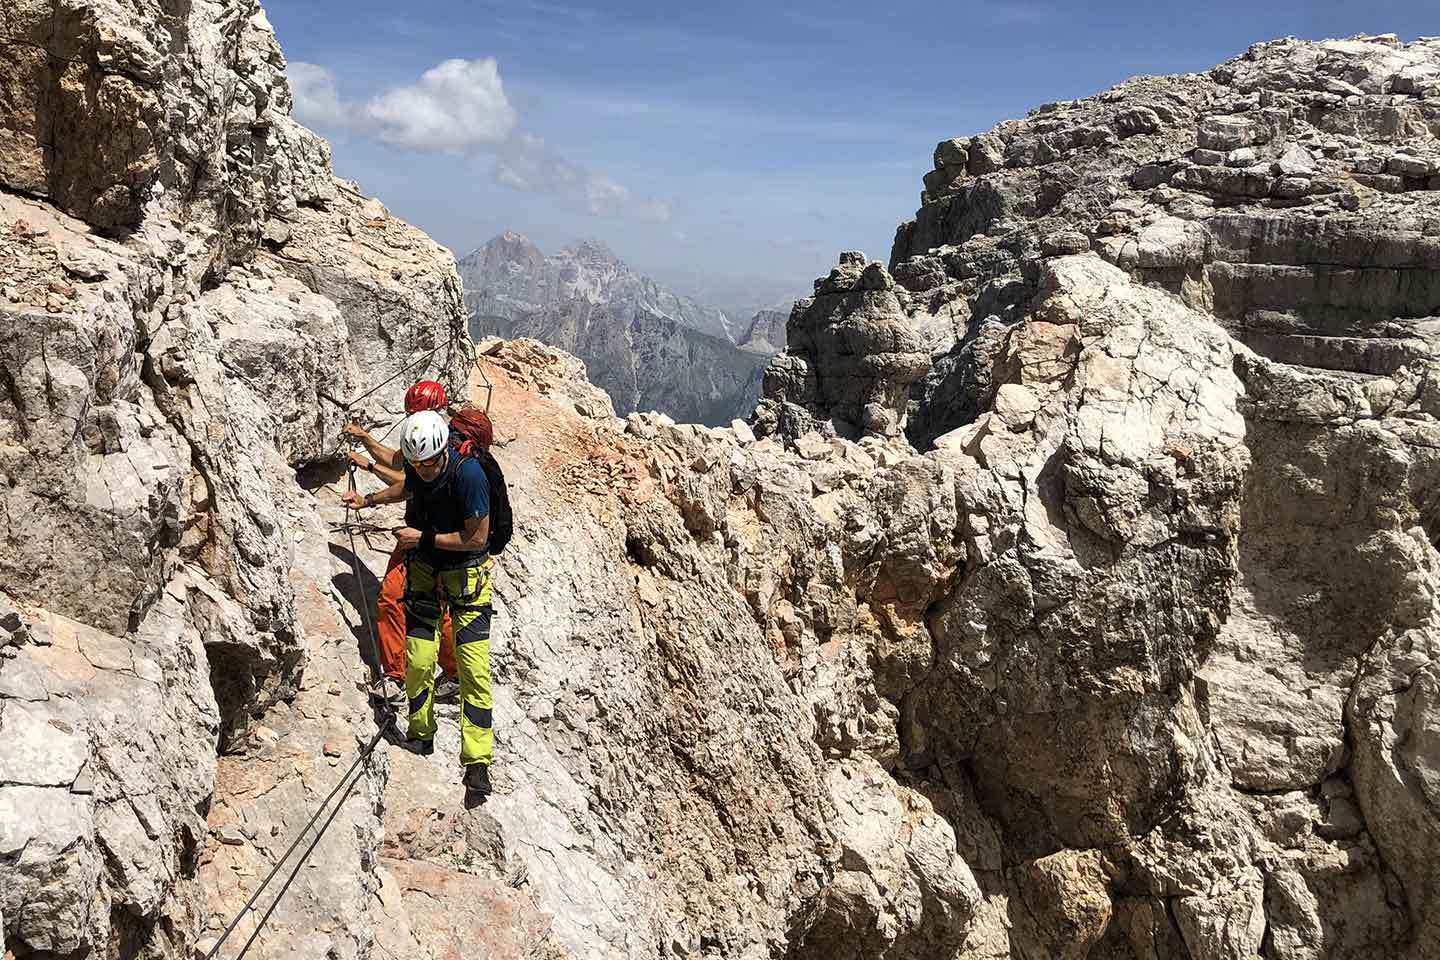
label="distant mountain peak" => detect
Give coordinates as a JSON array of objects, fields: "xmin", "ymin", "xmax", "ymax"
[
  {"xmin": 458, "ymin": 231, "xmax": 540, "ymax": 264},
  {"xmin": 458, "ymin": 233, "xmax": 777, "ymax": 424},
  {"xmin": 460, "ymin": 233, "xmax": 737, "ymax": 343},
  {"xmin": 568, "ymin": 239, "xmax": 619, "ymax": 262}
]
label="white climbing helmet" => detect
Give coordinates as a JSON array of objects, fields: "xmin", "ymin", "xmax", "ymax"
[{"xmin": 399, "ymin": 410, "xmax": 449, "ymax": 463}]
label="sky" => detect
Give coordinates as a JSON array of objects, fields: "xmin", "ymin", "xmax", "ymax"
[{"xmin": 267, "ymin": 0, "xmax": 1436, "ymax": 317}]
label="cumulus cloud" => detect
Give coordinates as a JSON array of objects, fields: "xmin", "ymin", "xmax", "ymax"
[
  {"xmin": 288, "ymin": 59, "xmax": 669, "ymax": 222},
  {"xmin": 289, "ymin": 59, "xmax": 515, "ymax": 152},
  {"xmin": 360, "ymin": 58, "xmax": 516, "ymax": 152}
]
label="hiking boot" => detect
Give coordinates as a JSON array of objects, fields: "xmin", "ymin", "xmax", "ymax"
[
  {"xmin": 434, "ymin": 674, "xmax": 460, "ymax": 703},
  {"xmin": 462, "ymin": 763, "xmax": 491, "ymax": 797},
  {"xmin": 401, "ymin": 738, "xmax": 435, "ymax": 757},
  {"xmin": 370, "ymin": 677, "xmax": 406, "ymax": 716}
]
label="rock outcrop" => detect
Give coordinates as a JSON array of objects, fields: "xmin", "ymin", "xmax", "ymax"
[
  {"xmin": 0, "ymin": 1, "xmax": 466, "ymax": 956},
  {"xmin": 883, "ymin": 34, "xmax": 1440, "ymax": 449},
  {"xmin": 3, "ymin": 12, "xmax": 1440, "ymax": 960},
  {"xmin": 748, "ymin": 30, "xmax": 1440, "ymax": 960},
  {"xmin": 461, "ymin": 232, "xmax": 770, "ymax": 425},
  {"xmin": 754, "ymin": 252, "xmax": 931, "ymax": 441}
]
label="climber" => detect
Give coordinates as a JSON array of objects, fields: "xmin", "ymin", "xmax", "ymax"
[
  {"xmin": 342, "ymin": 379, "xmax": 458, "ymax": 712},
  {"xmin": 342, "ymin": 409, "xmax": 497, "ymax": 799}
]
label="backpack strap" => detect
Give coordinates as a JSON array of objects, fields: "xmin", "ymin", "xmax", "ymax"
[{"xmin": 434, "ymin": 447, "xmax": 462, "ymax": 493}]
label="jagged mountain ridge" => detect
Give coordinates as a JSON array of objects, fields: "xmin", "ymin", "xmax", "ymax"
[
  {"xmin": 754, "ymin": 31, "xmax": 1440, "ymax": 959},
  {"xmin": 1, "ymin": 9, "xmax": 1439, "ymax": 960},
  {"xmin": 460, "ymin": 232, "xmax": 734, "ymax": 341},
  {"xmin": 460, "ymin": 232, "xmax": 771, "ymax": 425}
]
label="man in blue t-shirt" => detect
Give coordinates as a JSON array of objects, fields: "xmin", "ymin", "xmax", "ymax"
[
  {"xmin": 343, "ymin": 409, "xmax": 495, "ymax": 799},
  {"xmin": 401, "ymin": 454, "xmax": 490, "ymax": 568}
]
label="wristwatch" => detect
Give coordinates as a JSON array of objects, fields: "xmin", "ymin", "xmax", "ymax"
[{"xmin": 363, "ymin": 492, "xmax": 374, "ymax": 508}]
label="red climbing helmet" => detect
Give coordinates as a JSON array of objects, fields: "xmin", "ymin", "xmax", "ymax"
[{"xmin": 404, "ymin": 380, "xmax": 448, "ymax": 414}]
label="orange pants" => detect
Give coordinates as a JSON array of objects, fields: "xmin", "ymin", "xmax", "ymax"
[{"xmin": 377, "ymin": 547, "xmax": 456, "ymax": 681}]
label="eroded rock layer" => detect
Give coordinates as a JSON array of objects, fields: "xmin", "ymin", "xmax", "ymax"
[{"xmin": 1, "ymin": 14, "xmax": 1438, "ymax": 960}]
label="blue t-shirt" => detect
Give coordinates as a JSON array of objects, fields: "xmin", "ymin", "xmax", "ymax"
[{"xmin": 403, "ymin": 451, "xmax": 491, "ymax": 569}]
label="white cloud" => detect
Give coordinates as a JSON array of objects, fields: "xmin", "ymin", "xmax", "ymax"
[
  {"xmin": 287, "ymin": 59, "xmax": 668, "ymax": 222},
  {"xmin": 360, "ymin": 58, "xmax": 516, "ymax": 152},
  {"xmin": 289, "ymin": 58, "xmax": 515, "ymax": 152},
  {"xmin": 288, "ymin": 62, "xmax": 349, "ymax": 129},
  {"xmin": 494, "ymin": 165, "xmax": 530, "ymax": 190},
  {"xmin": 494, "ymin": 133, "xmax": 670, "ymax": 222}
]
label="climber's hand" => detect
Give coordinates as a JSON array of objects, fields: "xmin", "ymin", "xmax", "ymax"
[
  {"xmin": 341, "ymin": 422, "xmax": 370, "ymax": 443},
  {"xmin": 342, "ymin": 490, "xmax": 368, "ymax": 510},
  {"xmin": 393, "ymin": 526, "xmax": 422, "ymax": 550},
  {"xmin": 347, "ymin": 451, "xmax": 372, "ymax": 472}
]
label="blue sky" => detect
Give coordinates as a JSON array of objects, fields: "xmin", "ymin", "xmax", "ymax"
[{"xmin": 267, "ymin": 0, "xmax": 1434, "ymax": 316}]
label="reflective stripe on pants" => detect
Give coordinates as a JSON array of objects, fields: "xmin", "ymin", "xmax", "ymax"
[{"xmin": 403, "ymin": 556, "xmax": 494, "ymax": 766}]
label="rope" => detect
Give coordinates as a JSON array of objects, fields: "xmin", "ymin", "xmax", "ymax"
[
  {"xmin": 344, "ymin": 464, "xmax": 393, "ymax": 689},
  {"xmin": 321, "ymin": 323, "xmax": 495, "ymax": 455},
  {"xmin": 321, "ymin": 342, "xmax": 441, "ymax": 453},
  {"xmin": 320, "ymin": 344, "xmax": 443, "ymax": 414},
  {"xmin": 205, "ymin": 468, "xmax": 396, "ymax": 959},
  {"xmin": 329, "ymin": 519, "xmax": 398, "ymax": 537},
  {"xmin": 227, "ymin": 726, "xmax": 383, "ymax": 960},
  {"xmin": 203, "ymin": 723, "xmax": 388, "ymax": 959}
]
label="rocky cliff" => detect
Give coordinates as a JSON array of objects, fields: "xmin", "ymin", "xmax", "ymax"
[
  {"xmin": 461, "ymin": 232, "xmax": 770, "ymax": 425},
  {"xmin": 2, "ymin": 11, "xmax": 1439, "ymax": 960},
  {"xmin": 0, "ymin": 1, "xmax": 468, "ymax": 955},
  {"xmin": 751, "ymin": 31, "xmax": 1440, "ymax": 960}
]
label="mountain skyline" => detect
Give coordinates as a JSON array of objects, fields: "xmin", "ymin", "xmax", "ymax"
[
  {"xmin": 455, "ymin": 230, "xmax": 798, "ymax": 335},
  {"xmin": 459, "ymin": 231, "xmax": 775, "ymax": 424},
  {"xmin": 265, "ymin": 1, "xmax": 1440, "ymax": 315}
]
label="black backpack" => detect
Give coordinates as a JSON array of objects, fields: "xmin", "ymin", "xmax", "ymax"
[
  {"xmin": 473, "ymin": 447, "xmax": 513, "ymax": 555},
  {"xmin": 446, "ymin": 408, "xmax": 513, "ymax": 555}
]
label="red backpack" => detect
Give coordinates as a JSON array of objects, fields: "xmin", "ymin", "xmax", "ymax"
[{"xmin": 448, "ymin": 408, "xmax": 511, "ymax": 554}]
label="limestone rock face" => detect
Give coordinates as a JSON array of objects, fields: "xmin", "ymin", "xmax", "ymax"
[
  {"xmin": 737, "ymin": 307, "xmax": 791, "ymax": 355},
  {"xmin": 0, "ymin": 1, "xmax": 466, "ymax": 955},
  {"xmin": 4, "ymin": 14, "xmax": 1440, "ymax": 960},
  {"xmin": 878, "ymin": 34, "xmax": 1440, "ymax": 449},
  {"xmin": 0, "ymin": 0, "xmax": 334, "ymax": 260},
  {"xmin": 737, "ymin": 32, "xmax": 1440, "ymax": 960},
  {"xmin": 913, "ymin": 254, "xmax": 1249, "ymax": 858},
  {"xmin": 1, "ymin": 590, "xmax": 218, "ymax": 957}
]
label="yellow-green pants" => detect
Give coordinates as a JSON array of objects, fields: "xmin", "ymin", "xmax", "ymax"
[{"xmin": 403, "ymin": 556, "xmax": 493, "ymax": 767}]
